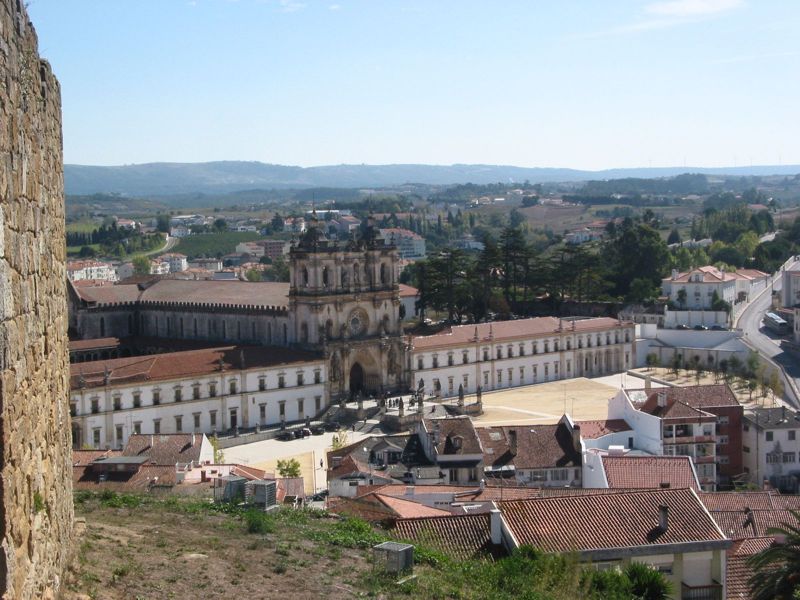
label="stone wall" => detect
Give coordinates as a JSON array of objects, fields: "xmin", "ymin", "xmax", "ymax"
[{"xmin": 0, "ymin": 1, "xmax": 73, "ymax": 598}]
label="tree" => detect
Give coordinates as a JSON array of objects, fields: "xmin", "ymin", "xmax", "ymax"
[
  {"xmin": 667, "ymin": 228, "xmax": 681, "ymax": 245},
  {"xmin": 245, "ymin": 268, "xmax": 262, "ymax": 282},
  {"xmin": 747, "ymin": 510, "xmax": 800, "ymax": 600},
  {"xmin": 625, "ymin": 561, "xmax": 673, "ymax": 600},
  {"xmin": 209, "ymin": 435, "xmax": 224, "ymax": 463},
  {"xmin": 770, "ymin": 371, "xmax": 785, "ymax": 403},
  {"xmin": 748, "ymin": 379, "xmax": 758, "ymax": 401},
  {"xmin": 214, "ymin": 218, "xmax": 227, "ymax": 231},
  {"xmin": 132, "ymin": 255, "xmax": 151, "ymax": 276},
  {"xmin": 676, "ymin": 288, "xmax": 687, "ymax": 310},
  {"xmin": 330, "ymin": 431, "xmax": 349, "ymax": 451},
  {"xmin": 646, "ymin": 353, "xmax": 659, "ymax": 372},
  {"xmin": 156, "ymin": 214, "xmax": 170, "ymax": 233},
  {"xmin": 276, "ymin": 458, "xmax": 301, "ymax": 478}
]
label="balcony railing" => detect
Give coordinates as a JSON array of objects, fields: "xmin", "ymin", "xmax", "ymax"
[{"xmin": 681, "ymin": 580, "xmax": 722, "ymax": 600}]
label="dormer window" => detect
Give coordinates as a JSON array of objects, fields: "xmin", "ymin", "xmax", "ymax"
[{"xmin": 451, "ymin": 435, "xmax": 463, "ymax": 450}]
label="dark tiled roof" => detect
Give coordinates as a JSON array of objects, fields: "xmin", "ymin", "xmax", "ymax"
[
  {"xmin": 576, "ymin": 419, "xmax": 632, "ymax": 439},
  {"xmin": 123, "ymin": 434, "xmax": 205, "ymax": 466},
  {"xmin": 73, "ymin": 279, "xmax": 289, "ymax": 309},
  {"xmin": 72, "ymin": 449, "xmax": 121, "ymax": 466},
  {"xmin": 412, "ymin": 316, "xmax": 629, "ymax": 350},
  {"xmin": 500, "ymin": 488, "xmax": 725, "ymax": 553},
  {"xmin": 73, "ymin": 464, "xmax": 177, "ymax": 491},
  {"xmin": 478, "ymin": 423, "xmax": 580, "ymax": 470},
  {"xmin": 326, "ymin": 434, "xmax": 432, "ymax": 483},
  {"xmin": 424, "ymin": 417, "xmax": 482, "ymax": 456},
  {"xmin": 393, "ymin": 513, "xmax": 499, "ymax": 560},
  {"xmin": 602, "ymin": 455, "xmax": 699, "ymax": 492},
  {"xmin": 70, "ymin": 345, "xmax": 322, "ymax": 389}
]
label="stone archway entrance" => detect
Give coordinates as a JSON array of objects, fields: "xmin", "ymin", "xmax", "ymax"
[{"xmin": 349, "ymin": 362, "xmax": 365, "ymax": 397}]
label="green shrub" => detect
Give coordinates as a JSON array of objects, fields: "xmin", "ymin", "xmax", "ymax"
[{"xmin": 243, "ymin": 509, "xmax": 275, "ymax": 535}]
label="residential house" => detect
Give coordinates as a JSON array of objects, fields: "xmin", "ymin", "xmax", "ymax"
[
  {"xmin": 742, "ymin": 406, "xmax": 800, "ymax": 492},
  {"xmin": 416, "ymin": 416, "xmax": 483, "ymax": 485},
  {"xmin": 477, "ymin": 416, "xmax": 582, "ymax": 487},
  {"xmin": 498, "ymin": 488, "xmax": 730, "ymax": 599},
  {"xmin": 67, "ymin": 260, "xmax": 118, "ymax": 283},
  {"xmin": 662, "ymin": 266, "xmax": 737, "ymax": 310},
  {"xmin": 160, "ymin": 253, "xmax": 188, "ymax": 273},
  {"xmin": 379, "ymin": 228, "xmax": 426, "ymax": 259}
]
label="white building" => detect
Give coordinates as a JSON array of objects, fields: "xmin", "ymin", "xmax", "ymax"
[
  {"xmin": 161, "ymin": 253, "xmax": 188, "ymax": 273},
  {"xmin": 398, "ymin": 284, "xmax": 418, "ymax": 321},
  {"xmin": 189, "ymin": 258, "xmax": 223, "ymax": 271},
  {"xmin": 782, "ymin": 262, "xmax": 800, "ymax": 308},
  {"xmin": 742, "ymin": 406, "xmax": 800, "ymax": 493},
  {"xmin": 170, "ymin": 226, "xmax": 191, "ymax": 238},
  {"xmin": 150, "ymin": 259, "xmax": 170, "ymax": 276},
  {"xmin": 409, "ymin": 317, "xmax": 635, "ymax": 398},
  {"xmin": 662, "ymin": 266, "xmax": 736, "ymax": 310},
  {"xmin": 69, "ymin": 345, "xmax": 327, "ymax": 450},
  {"xmin": 67, "ymin": 260, "xmax": 118, "ymax": 283},
  {"xmin": 379, "ymin": 228, "xmax": 426, "ymax": 259}
]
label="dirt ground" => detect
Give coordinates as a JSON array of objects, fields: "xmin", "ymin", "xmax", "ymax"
[
  {"xmin": 63, "ymin": 496, "xmax": 372, "ymax": 600},
  {"xmin": 470, "ymin": 377, "xmax": 619, "ymax": 426}
]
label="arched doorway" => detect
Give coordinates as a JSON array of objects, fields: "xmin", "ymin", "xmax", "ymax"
[{"xmin": 349, "ymin": 363, "xmax": 365, "ymax": 397}]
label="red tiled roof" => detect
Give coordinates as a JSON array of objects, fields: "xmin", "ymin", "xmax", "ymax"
[
  {"xmin": 375, "ymin": 494, "xmax": 451, "ymax": 518},
  {"xmin": 123, "ymin": 433, "xmax": 205, "ymax": 466},
  {"xmin": 500, "ymin": 488, "xmax": 725, "ymax": 553},
  {"xmin": 726, "ymin": 537, "xmax": 775, "ymax": 600},
  {"xmin": 478, "ymin": 423, "xmax": 580, "ymax": 470},
  {"xmin": 69, "ymin": 337, "xmax": 121, "ymax": 351},
  {"xmin": 601, "ymin": 455, "xmax": 699, "ymax": 492},
  {"xmin": 643, "ymin": 385, "xmax": 740, "ymax": 410},
  {"xmin": 70, "ymin": 345, "xmax": 321, "ymax": 389},
  {"xmin": 72, "ymin": 449, "xmax": 121, "ymax": 466},
  {"xmin": 412, "ymin": 317, "xmax": 630, "ymax": 350},
  {"xmin": 712, "ymin": 509, "xmax": 797, "ymax": 540},
  {"xmin": 277, "ymin": 477, "xmax": 305, "ymax": 501},
  {"xmin": 393, "ymin": 513, "xmax": 498, "ymax": 560},
  {"xmin": 699, "ymin": 492, "xmax": 778, "ymax": 512},
  {"xmin": 575, "ymin": 419, "xmax": 632, "ymax": 439},
  {"xmin": 664, "ymin": 266, "xmax": 736, "ymax": 283},
  {"xmin": 398, "ymin": 283, "xmax": 418, "ymax": 298}
]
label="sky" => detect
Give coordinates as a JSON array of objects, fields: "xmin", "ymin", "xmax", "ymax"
[{"xmin": 26, "ymin": 0, "xmax": 800, "ymax": 170}]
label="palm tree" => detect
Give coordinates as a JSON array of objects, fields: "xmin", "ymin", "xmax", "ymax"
[{"xmin": 748, "ymin": 511, "xmax": 800, "ymax": 600}]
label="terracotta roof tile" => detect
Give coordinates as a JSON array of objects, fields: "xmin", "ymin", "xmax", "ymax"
[
  {"xmin": 412, "ymin": 316, "xmax": 629, "ymax": 350},
  {"xmin": 726, "ymin": 537, "xmax": 775, "ymax": 600},
  {"xmin": 122, "ymin": 433, "xmax": 206, "ymax": 466},
  {"xmin": 73, "ymin": 464, "xmax": 177, "ymax": 491},
  {"xmin": 478, "ymin": 423, "xmax": 580, "ymax": 470},
  {"xmin": 712, "ymin": 509, "xmax": 797, "ymax": 540},
  {"xmin": 643, "ymin": 385, "xmax": 740, "ymax": 410},
  {"xmin": 601, "ymin": 455, "xmax": 699, "ymax": 492},
  {"xmin": 699, "ymin": 492, "xmax": 777, "ymax": 511},
  {"xmin": 70, "ymin": 345, "xmax": 322, "ymax": 389},
  {"xmin": 393, "ymin": 513, "xmax": 499, "ymax": 560},
  {"xmin": 500, "ymin": 488, "xmax": 725, "ymax": 553},
  {"xmin": 575, "ymin": 419, "xmax": 632, "ymax": 439}
]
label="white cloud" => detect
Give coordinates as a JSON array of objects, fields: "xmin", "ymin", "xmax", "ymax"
[
  {"xmin": 329, "ymin": 3, "xmax": 341, "ymax": 10},
  {"xmin": 279, "ymin": 0, "xmax": 306, "ymax": 12},
  {"xmin": 645, "ymin": 0, "xmax": 744, "ymax": 18}
]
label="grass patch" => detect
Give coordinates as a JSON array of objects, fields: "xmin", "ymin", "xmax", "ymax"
[{"xmin": 175, "ymin": 231, "xmax": 262, "ymax": 258}]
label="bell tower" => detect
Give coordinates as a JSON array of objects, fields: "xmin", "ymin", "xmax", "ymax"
[{"xmin": 288, "ymin": 213, "xmax": 405, "ymax": 400}]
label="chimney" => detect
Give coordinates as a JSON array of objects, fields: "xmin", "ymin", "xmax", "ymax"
[
  {"xmin": 658, "ymin": 505, "xmax": 669, "ymax": 531},
  {"xmin": 644, "ymin": 374, "xmax": 652, "ymax": 391},
  {"xmin": 479, "ymin": 479, "xmax": 486, "ymax": 490},
  {"xmin": 657, "ymin": 390, "xmax": 667, "ymax": 408},
  {"xmin": 490, "ymin": 508, "xmax": 503, "ymax": 546},
  {"xmin": 507, "ymin": 429, "xmax": 517, "ymax": 456},
  {"xmin": 405, "ymin": 486, "xmax": 415, "ymax": 496},
  {"xmin": 571, "ymin": 424, "xmax": 581, "ymax": 452}
]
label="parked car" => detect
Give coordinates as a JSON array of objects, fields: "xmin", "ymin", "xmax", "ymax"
[
  {"xmin": 292, "ymin": 429, "xmax": 304, "ymax": 439},
  {"xmin": 693, "ymin": 325, "xmax": 709, "ymax": 331},
  {"xmin": 710, "ymin": 324, "xmax": 726, "ymax": 330},
  {"xmin": 300, "ymin": 428, "xmax": 312, "ymax": 437},
  {"xmin": 323, "ymin": 422, "xmax": 340, "ymax": 432},
  {"xmin": 310, "ymin": 425, "xmax": 325, "ymax": 435},
  {"xmin": 675, "ymin": 324, "xmax": 690, "ymax": 330},
  {"xmin": 276, "ymin": 431, "xmax": 293, "ymax": 442}
]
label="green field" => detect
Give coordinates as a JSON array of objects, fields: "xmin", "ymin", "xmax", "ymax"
[
  {"xmin": 175, "ymin": 231, "xmax": 262, "ymax": 258},
  {"xmin": 65, "ymin": 218, "xmax": 101, "ymax": 233}
]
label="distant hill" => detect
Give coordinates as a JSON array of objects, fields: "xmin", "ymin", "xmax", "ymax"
[{"xmin": 63, "ymin": 160, "xmax": 800, "ymax": 196}]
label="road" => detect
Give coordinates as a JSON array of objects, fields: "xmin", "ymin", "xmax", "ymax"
[
  {"xmin": 737, "ymin": 260, "xmax": 800, "ymax": 406},
  {"xmin": 143, "ymin": 234, "xmax": 176, "ymax": 256}
]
